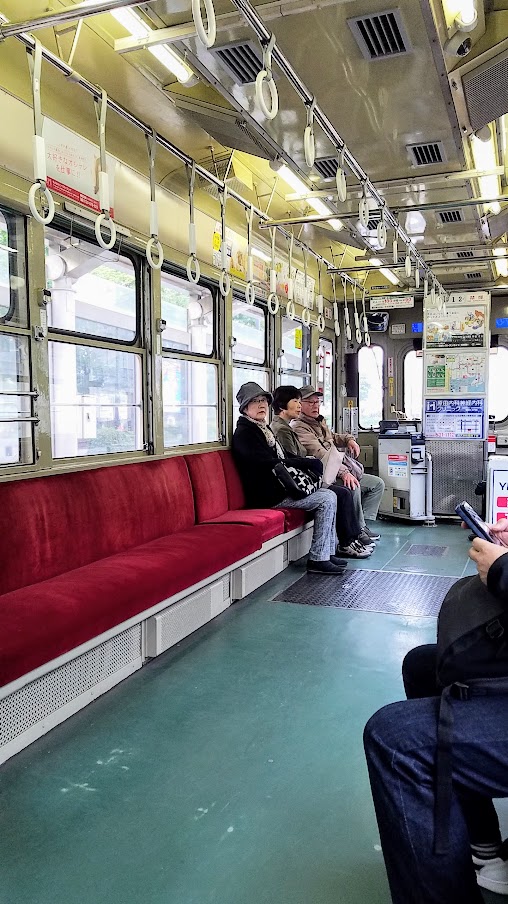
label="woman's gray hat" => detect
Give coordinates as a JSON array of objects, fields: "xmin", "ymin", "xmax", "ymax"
[{"xmin": 236, "ymin": 382, "xmax": 273, "ymax": 413}]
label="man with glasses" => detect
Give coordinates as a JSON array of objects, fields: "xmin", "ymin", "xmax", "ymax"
[{"xmin": 291, "ymin": 385, "xmax": 384, "ymax": 544}]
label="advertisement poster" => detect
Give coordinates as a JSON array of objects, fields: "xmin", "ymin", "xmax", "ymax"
[
  {"xmin": 387, "ymin": 454, "xmax": 408, "ymax": 477},
  {"xmin": 425, "ymin": 307, "xmax": 486, "ymax": 348},
  {"xmin": 212, "ymin": 223, "xmax": 268, "ymax": 285},
  {"xmin": 424, "ymin": 351, "xmax": 487, "ymax": 395},
  {"xmin": 42, "ymin": 119, "xmax": 116, "ymax": 215},
  {"xmin": 447, "ymin": 291, "xmax": 490, "ymax": 307},
  {"xmin": 424, "ymin": 398, "xmax": 485, "ymax": 440},
  {"xmin": 370, "ymin": 295, "xmax": 414, "ymax": 310}
]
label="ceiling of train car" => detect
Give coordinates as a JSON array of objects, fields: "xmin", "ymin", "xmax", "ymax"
[{"xmin": 0, "ymin": 0, "xmax": 507, "ymax": 291}]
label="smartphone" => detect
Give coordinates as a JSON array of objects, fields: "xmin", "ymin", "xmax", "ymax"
[{"xmin": 455, "ymin": 501, "xmax": 500, "ymax": 544}]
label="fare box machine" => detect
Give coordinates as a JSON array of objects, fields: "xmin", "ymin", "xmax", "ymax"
[{"xmin": 378, "ymin": 419, "xmax": 434, "ymax": 522}]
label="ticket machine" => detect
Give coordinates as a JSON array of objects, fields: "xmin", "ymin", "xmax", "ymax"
[{"xmin": 378, "ymin": 420, "xmax": 434, "ymax": 522}]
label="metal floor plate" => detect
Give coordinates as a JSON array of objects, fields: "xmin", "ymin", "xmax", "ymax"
[
  {"xmin": 406, "ymin": 544, "xmax": 448, "ymax": 558},
  {"xmin": 273, "ymin": 570, "xmax": 457, "ymax": 616}
]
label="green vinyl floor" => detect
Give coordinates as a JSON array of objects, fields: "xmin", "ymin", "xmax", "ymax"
[{"xmin": 0, "ymin": 523, "xmax": 505, "ymax": 904}]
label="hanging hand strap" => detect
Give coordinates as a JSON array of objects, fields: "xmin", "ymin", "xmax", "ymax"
[
  {"xmin": 145, "ymin": 129, "xmax": 163, "ymax": 269},
  {"xmin": 332, "ymin": 274, "xmax": 341, "ymax": 337},
  {"xmin": 342, "ymin": 276, "xmax": 352, "ymax": 340},
  {"xmin": 27, "ymin": 40, "xmax": 55, "ymax": 225},
  {"xmin": 361, "ymin": 285, "xmax": 370, "ymax": 347},
  {"xmin": 186, "ymin": 162, "xmax": 200, "ymax": 284},
  {"xmin": 219, "ymin": 185, "xmax": 231, "ymax": 297},
  {"xmin": 191, "ymin": 0, "xmax": 216, "ymax": 48},
  {"xmin": 93, "ymin": 90, "xmax": 117, "ymax": 249},
  {"xmin": 301, "ymin": 248, "xmax": 311, "ymax": 326},
  {"xmin": 245, "ymin": 204, "xmax": 256, "ymax": 303},
  {"xmin": 353, "ymin": 282, "xmax": 362, "ymax": 344},
  {"xmin": 286, "ymin": 232, "xmax": 295, "ymax": 319},
  {"xmin": 304, "ymin": 98, "xmax": 316, "ymax": 168},
  {"xmin": 255, "ymin": 34, "xmax": 278, "ymax": 121},
  {"xmin": 267, "ymin": 226, "xmax": 279, "ymax": 314}
]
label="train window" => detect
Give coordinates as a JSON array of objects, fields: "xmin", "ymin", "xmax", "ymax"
[
  {"xmin": 233, "ymin": 366, "xmax": 270, "ymax": 425},
  {"xmin": 488, "ymin": 346, "xmax": 508, "ymax": 423},
  {"xmin": 162, "ymin": 359, "xmax": 219, "ymax": 447},
  {"xmin": 0, "ymin": 207, "xmax": 27, "ymax": 328},
  {"xmin": 318, "ymin": 337, "xmax": 334, "ymax": 424},
  {"xmin": 49, "ymin": 343, "xmax": 143, "ymax": 458},
  {"xmin": 358, "ymin": 344, "xmax": 384, "ymax": 429},
  {"xmin": 0, "ymin": 334, "xmax": 33, "ymax": 465},
  {"xmin": 403, "ymin": 350, "xmax": 423, "ymax": 420},
  {"xmin": 232, "ymin": 297, "xmax": 266, "ymax": 364},
  {"xmin": 281, "ymin": 318, "xmax": 311, "ymax": 381},
  {"xmin": 161, "ymin": 271, "xmax": 214, "ymax": 355},
  {"xmin": 45, "ymin": 227, "xmax": 137, "ymax": 342}
]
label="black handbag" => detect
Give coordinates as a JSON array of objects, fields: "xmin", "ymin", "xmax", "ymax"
[
  {"xmin": 272, "ymin": 461, "xmax": 322, "ymax": 500},
  {"xmin": 433, "ymin": 573, "xmax": 508, "ymax": 854}
]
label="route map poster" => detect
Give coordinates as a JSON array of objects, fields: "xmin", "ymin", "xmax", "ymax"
[
  {"xmin": 424, "ymin": 398, "xmax": 485, "ymax": 440},
  {"xmin": 425, "ymin": 307, "xmax": 486, "ymax": 349},
  {"xmin": 424, "ymin": 351, "xmax": 487, "ymax": 395}
]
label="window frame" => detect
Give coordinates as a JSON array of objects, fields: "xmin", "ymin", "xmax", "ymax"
[
  {"xmin": 231, "ymin": 292, "xmax": 267, "ymax": 367},
  {"xmin": 45, "ymin": 218, "xmax": 142, "ymax": 348},
  {"xmin": 280, "ymin": 316, "xmax": 312, "ymax": 383},
  {"xmin": 0, "ymin": 208, "xmax": 28, "ymax": 328},
  {"xmin": 358, "ymin": 343, "xmax": 384, "ymax": 431},
  {"xmin": 403, "ymin": 347, "xmax": 424, "ymax": 422},
  {"xmin": 488, "ymin": 344, "xmax": 508, "ymax": 425},
  {"xmin": 160, "ymin": 263, "xmax": 218, "ymax": 360}
]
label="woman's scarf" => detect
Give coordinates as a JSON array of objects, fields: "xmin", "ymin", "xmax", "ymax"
[{"xmin": 244, "ymin": 415, "xmax": 285, "ymax": 459}]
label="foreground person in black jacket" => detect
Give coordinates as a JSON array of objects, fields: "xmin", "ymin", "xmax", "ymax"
[
  {"xmin": 232, "ymin": 381, "xmax": 347, "ymax": 575},
  {"xmin": 363, "ymin": 521, "xmax": 508, "ymax": 903}
]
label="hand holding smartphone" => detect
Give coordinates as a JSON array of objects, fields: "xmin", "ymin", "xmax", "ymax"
[{"xmin": 455, "ymin": 501, "xmax": 501, "ymax": 544}]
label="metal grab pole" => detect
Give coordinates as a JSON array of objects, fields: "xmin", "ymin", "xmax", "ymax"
[{"xmin": 0, "ymin": 1, "xmax": 149, "ymax": 40}]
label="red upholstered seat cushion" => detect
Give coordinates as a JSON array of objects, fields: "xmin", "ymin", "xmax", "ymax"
[
  {"xmin": 0, "ymin": 523, "xmax": 262, "ymax": 688},
  {"xmin": 185, "ymin": 452, "xmax": 229, "ymax": 522},
  {"xmin": 280, "ymin": 508, "xmax": 310, "ymax": 531},
  {"xmin": 0, "ymin": 456, "xmax": 196, "ymax": 596},
  {"xmin": 217, "ymin": 450, "xmax": 246, "ymax": 510},
  {"xmin": 204, "ymin": 508, "xmax": 285, "ymax": 543}
]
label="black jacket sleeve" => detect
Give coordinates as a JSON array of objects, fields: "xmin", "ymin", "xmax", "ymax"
[
  {"xmin": 486, "ymin": 551, "xmax": 508, "ymax": 604},
  {"xmin": 232, "ymin": 418, "xmax": 287, "ymax": 508}
]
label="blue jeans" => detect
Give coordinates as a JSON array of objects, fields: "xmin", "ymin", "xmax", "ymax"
[
  {"xmin": 276, "ymin": 488, "xmax": 337, "ymax": 561},
  {"xmin": 364, "ymin": 644, "xmax": 508, "ymax": 903}
]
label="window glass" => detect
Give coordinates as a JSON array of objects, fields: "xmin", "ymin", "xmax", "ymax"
[
  {"xmin": 318, "ymin": 337, "xmax": 334, "ymax": 424},
  {"xmin": 49, "ymin": 342, "xmax": 143, "ymax": 457},
  {"xmin": 281, "ymin": 318, "xmax": 310, "ymax": 375},
  {"xmin": 359, "ymin": 344, "xmax": 384, "ymax": 429},
  {"xmin": 45, "ymin": 227, "xmax": 137, "ymax": 341},
  {"xmin": 488, "ymin": 346, "xmax": 508, "ymax": 423},
  {"xmin": 232, "ymin": 297, "xmax": 266, "ymax": 364},
  {"xmin": 0, "ymin": 333, "xmax": 33, "ymax": 464},
  {"xmin": 404, "ymin": 350, "xmax": 423, "ymax": 420},
  {"xmin": 233, "ymin": 367, "xmax": 269, "ymax": 425},
  {"xmin": 161, "ymin": 271, "xmax": 213, "ymax": 355},
  {"xmin": 163, "ymin": 359, "xmax": 218, "ymax": 447},
  {"xmin": 0, "ymin": 209, "xmax": 27, "ymax": 328}
]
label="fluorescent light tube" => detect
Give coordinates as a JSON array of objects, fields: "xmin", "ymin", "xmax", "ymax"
[{"xmin": 111, "ymin": 8, "xmax": 194, "ymax": 83}]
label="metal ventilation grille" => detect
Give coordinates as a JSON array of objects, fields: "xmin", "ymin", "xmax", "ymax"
[
  {"xmin": 439, "ymin": 210, "xmax": 463, "ymax": 224},
  {"xmin": 426, "ymin": 440, "xmax": 483, "ymax": 515},
  {"xmin": 314, "ymin": 157, "xmax": 338, "ymax": 180},
  {"xmin": 348, "ymin": 10, "xmax": 411, "ymax": 60},
  {"xmin": 407, "ymin": 142, "xmax": 445, "ymax": 166},
  {"xmin": 213, "ymin": 41, "xmax": 264, "ymax": 84},
  {"xmin": 457, "ymin": 250, "xmax": 474, "ymax": 258},
  {"xmin": 462, "ymin": 47, "xmax": 508, "ymax": 131},
  {"xmin": 466, "ymin": 271, "xmax": 483, "ymax": 279}
]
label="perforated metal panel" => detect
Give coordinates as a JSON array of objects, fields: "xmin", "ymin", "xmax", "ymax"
[
  {"xmin": 0, "ymin": 626, "xmax": 142, "ymax": 747},
  {"xmin": 427, "ymin": 440, "xmax": 484, "ymax": 515},
  {"xmin": 406, "ymin": 544, "xmax": 448, "ymax": 557},
  {"xmin": 463, "ymin": 47, "xmax": 508, "ymax": 131}
]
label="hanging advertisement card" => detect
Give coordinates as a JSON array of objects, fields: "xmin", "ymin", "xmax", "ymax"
[
  {"xmin": 42, "ymin": 119, "xmax": 115, "ymax": 215},
  {"xmin": 424, "ymin": 398, "xmax": 485, "ymax": 440},
  {"xmin": 425, "ymin": 307, "xmax": 486, "ymax": 349},
  {"xmin": 370, "ymin": 295, "xmax": 414, "ymax": 310},
  {"xmin": 424, "ymin": 351, "xmax": 487, "ymax": 395}
]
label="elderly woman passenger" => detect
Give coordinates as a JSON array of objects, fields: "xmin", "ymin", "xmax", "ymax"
[{"xmin": 232, "ymin": 381, "xmax": 347, "ymax": 575}]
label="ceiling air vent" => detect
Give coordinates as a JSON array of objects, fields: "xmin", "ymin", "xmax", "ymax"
[
  {"xmin": 212, "ymin": 41, "xmax": 264, "ymax": 85},
  {"xmin": 462, "ymin": 46, "xmax": 508, "ymax": 132},
  {"xmin": 347, "ymin": 10, "xmax": 411, "ymax": 60},
  {"xmin": 314, "ymin": 157, "xmax": 338, "ymax": 180},
  {"xmin": 457, "ymin": 250, "xmax": 474, "ymax": 258},
  {"xmin": 466, "ymin": 272, "xmax": 483, "ymax": 280},
  {"xmin": 438, "ymin": 209, "xmax": 463, "ymax": 224},
  {"xmin": 407, "ymin": 142, "xmax": 446, "ymax": 167}
]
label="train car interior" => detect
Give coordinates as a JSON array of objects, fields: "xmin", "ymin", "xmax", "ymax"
[{"xmin": 0, "ymin": 0, "xmax": 508, "ymax": 901}]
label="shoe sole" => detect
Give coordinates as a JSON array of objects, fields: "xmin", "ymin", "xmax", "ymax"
[
  {"xmin": 307, "ymin": 567, "xmax": 347, "ymax": 575},
  {"xmin": 337, "ymin": 550, "xmax": 371, "ymax": 559},
  {"xmin": 476, "ymin": 875, "xmax": 508, "ymax": 894}
]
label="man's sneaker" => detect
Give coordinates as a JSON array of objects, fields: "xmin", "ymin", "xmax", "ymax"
[
  {"xmin": 363, "ymin": 524, "xmax": 381, "ymax": 541},
  {"xmin": 475, "ymin": 857, "xmax": 508, "ymax": 895},
  {"xmin": 307, "ymin": 558, "xmax": 346, "ymax": 575},
  {"xmin": 337, "ymin": 540, "xmax": 372, "ymax": 559},
  {"xmin": 330, "ymin": 555, "xmax": 348, "ymax": 569},
  {"xmin": 359, "ymin": 529, "xmax": 377, "ymax": 547}
]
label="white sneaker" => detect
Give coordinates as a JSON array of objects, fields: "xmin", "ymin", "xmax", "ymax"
[
  {"xmin": 337, "ymin": 540, "xmax": 372, "ymax": 559},
  {"xmin": 475, "ymin": 857, "xmax": 508, "ymax": 895}
]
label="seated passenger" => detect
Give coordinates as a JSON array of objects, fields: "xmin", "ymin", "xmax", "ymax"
[
  {"xmin": 232, "ymin": 381, "xmax": 347, "ymax": 575},
  {"xmin": 270, "ymin": 385, "xmax": 372, "ymax": 559},
  {"xmin": 291, "ymin": 385, "xmax": 385, "ymax": 544},
  {"xmin": 363, "ymin": 521, "xmax": 508, "ymax": 903}
]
